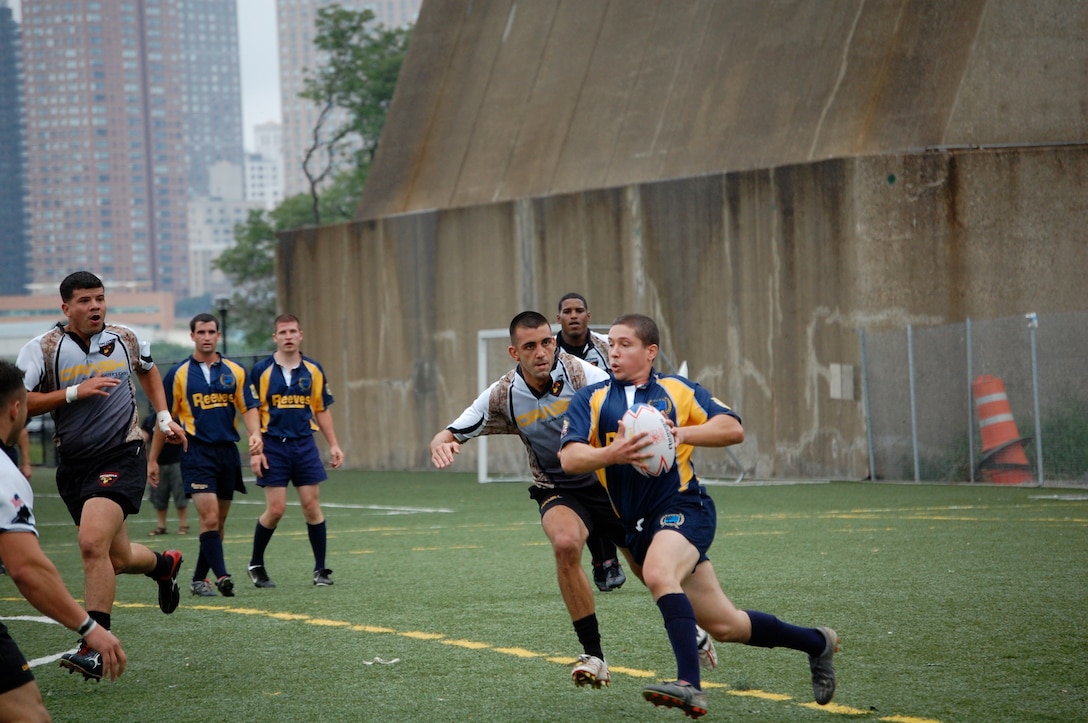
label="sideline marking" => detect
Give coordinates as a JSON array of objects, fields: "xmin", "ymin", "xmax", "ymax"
[{"xmin": 62, "ymin": 601, "xmax": 940, "ymax": 722}]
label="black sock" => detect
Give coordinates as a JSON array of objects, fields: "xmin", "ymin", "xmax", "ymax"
[
  {"xmin": 572, "ymin": 613, "xmax": 604, "ymax": 660},
  {"xmin": 307, "ymin": 520, "xmax": 327, "ymax": 571},
  {"xmin": 250, "ymin": 520, "xmax": 275, "ymax": 567},
  {"xmin": 88, "ymin": 610, "xmax": 110, "ymax": 632}
]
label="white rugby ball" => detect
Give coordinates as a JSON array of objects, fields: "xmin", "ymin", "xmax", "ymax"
[{"xmin": 622, "ymin": 403, "xmax": 676, "ymax": 477}]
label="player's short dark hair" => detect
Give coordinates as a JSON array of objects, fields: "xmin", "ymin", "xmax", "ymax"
[
  {"xmin": 611, "ymin": 313, "xmax": 660, "ymax": 348},
  {"xmin": 557, "ymin": 292, "xmax": 588, "ymax": 313},
  {"xmin": 0, "ymin": 360, "xmax": 26, "ymax": 407},
  {"xmin": 190, "ymin": 312, "xmax": 219, "ymax": 332},
  {"xmin": 59, "ymin": 271, "xmax": 104, "ymax": 302},
  {"xmin": 274, "ymin": 313, "xmax": 301, "ymax": 330},
  {"xmin": 508, "ymin": 311, "xmax": 551, "ymax": 343}
]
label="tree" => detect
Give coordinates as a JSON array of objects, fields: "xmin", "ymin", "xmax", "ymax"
[
  {"xmin": 299, "ymin": 6, "xmax": 412, "ymax": 224},
  {"xmin": 214, "ymin": 7, "xmax": 412, "ymax": 344}
]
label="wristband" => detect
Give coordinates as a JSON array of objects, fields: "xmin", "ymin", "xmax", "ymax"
[
  {"xmin": 66, "ymin": 385, "xmax": 79, "ymax": 404},
  {"xmin": 156, "ymin": 410, "xmax": 173, "ymax": 434},
  {"xmin": 77, "ymin": 616, "xmax": 97, "ymax": 637}
]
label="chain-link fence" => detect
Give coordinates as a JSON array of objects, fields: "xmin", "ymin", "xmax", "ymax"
[{"xmin": 862, "ymin": 311, "xmax": 1088, "ymax": 484}]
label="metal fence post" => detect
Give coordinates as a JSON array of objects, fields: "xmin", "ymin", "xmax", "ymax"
[
  {"xmin": 966, "ymin": 317, "xmax": 975, "ymax": 482},
  {"xmin": 860, "ymin": 328, "xmax": 875, "ymax": 481},
  {"xmin": 908, "ymin": 324, "xmax": 919, "ymax": 482},
  {"xmin": 1027, "ymin": 313, "xmax": 1044, "ymax": 485}
]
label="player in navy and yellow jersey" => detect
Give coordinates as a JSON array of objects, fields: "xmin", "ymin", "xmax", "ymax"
[
  {"xmin": 150, "ymin": 313, "xmax": 262, "ymax": 598},
  {"xmin": 555, "ymin": 292, "xmax": 625, "ymax": 592},
  {"xmin": 14, "ymin": 271, "xmax": 187, "ymax": 681},
  {"xmin": 246, "ymin": 314, "xmax": 343, "ymax": 588},
  {"xmin": 0, "ymin": 360, "xmax": 126, "ymax": 717},
  {"xmin": 560, "ymin": 314, "xmax": 839, "ymax": 719}
]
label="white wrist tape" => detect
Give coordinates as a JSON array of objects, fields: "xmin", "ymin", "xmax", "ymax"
[
  {"xmin": 77, "ymin": 616, "xmax": 97, "ymax": 637},
  {"xmin": 66, "ymin": 385, "xmax": 79, "ymax": 404},
  {"xmin": 156, "ymin": 410, "xmax": 173, "ymax": 434}
]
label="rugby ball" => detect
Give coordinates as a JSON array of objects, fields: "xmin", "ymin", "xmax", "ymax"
[{"xmin": 622, "ymin": 403, "xmax": 676, "ymax": 477}]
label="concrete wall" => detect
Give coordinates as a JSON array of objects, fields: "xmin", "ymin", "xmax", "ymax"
[
  {"xmin": 281, "ymin": 145, "xmax": 1088, "ymax": 478},
  {"xmin": 359, "ymin": 0, "xmax": 1088, "ymax": 219}
]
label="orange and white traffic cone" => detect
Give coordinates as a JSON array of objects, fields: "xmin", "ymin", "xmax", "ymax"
[{"xmin": 973, "ymin": 375, "xmax": 1033, "ymax": 485}]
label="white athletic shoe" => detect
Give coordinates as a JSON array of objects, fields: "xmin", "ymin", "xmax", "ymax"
[
  {"xmin": 571, "ymin": 654, "xmax": 610, "ymax": 688},
  {"xmin": 696, "ymin": 626, "xmax": 718, "ymax": 670}
]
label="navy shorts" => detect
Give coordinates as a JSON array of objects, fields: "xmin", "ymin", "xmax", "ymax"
[
  {"xmin": 0, "ymin": 621, "xmax": 35, "ymax": 694},
  {"xmin": 258, "ymin": 436, "xmax": 327, "ymax": 488},
  {"xmin": 624, "ymin": 490, "xmax": 717, "ymax": 567},
  {"xmin": 56, "ymin": 441, "xmax": 146, "ymax": 524},
  {"xmin": 528, "ymin": 483, "xmax": 625, "ymax": 548},
  {"xmin": 180, "ymin": 439, "xmax": 246, "ymax": 500}
]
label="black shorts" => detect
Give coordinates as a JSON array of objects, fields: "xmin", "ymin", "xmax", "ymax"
[
  {"xmin": 0, "ymin": 622, "xmax": 35, "ymax": 695},
  {"xmin": 528, "ymin": 483, "xmax": 625, "ymax": 548},
  {"xmin": 57, "ymin": 441, "xmax": 146, "ymax": 525},
  {"xmin": 180, "ymin": 439, "xmax": 246, "ymax": 500}
]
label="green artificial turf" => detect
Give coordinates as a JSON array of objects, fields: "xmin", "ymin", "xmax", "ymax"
[{"xmin": 3, "ymin": 472, "xmax": 1086, "ymax": 721}]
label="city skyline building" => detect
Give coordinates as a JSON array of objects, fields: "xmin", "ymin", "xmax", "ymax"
[
  {"xmin": 245, "ymin": 121, "xmax": 284, "ymax": 210},
  {"xmin": 0, "ymin": 1, "xmax": 29, "ymax": 295},
  {"xmin": 20, "ymin": 0, "xmax": 189, "ymax": 295},
  {"xmin": 179, "ymin": 0, "xmax": 245, "ymax": 198}
]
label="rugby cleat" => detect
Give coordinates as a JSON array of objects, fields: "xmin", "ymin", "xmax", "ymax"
[
  {"xmin": 157, "ymin": 549, "xmax": 183, "ymax": 614},
  {"xmin": 696, "ymin": 626, "xmax": 718, "ymax": 670},
  {"xmin": 571, "ymin": 654, "xmax": 610, "ymax": 688},
  {"xmin": 809, "ymin": 626, "xmax": 839, "ymax": 705},
  {"xmin": 642, "ymin": 680, "xmax": 708, "ymax": 719},
  {"xmin": 59, "ymin": 640, "xmax": 103, "ymax": 682},
  {"xmin": 216, "ymin": 575, "xmax": 236, "ymax": 597},
  {"xmin": 592, "ymin": 558, "xmax": 627, "ymax": 592},
  {"xmin": 247, "ymin": 564, "xmax": 276, "ymax": 588},
  {"xmin": 190, "ymin": 579, "xmax": 217, "ymax": 597}
]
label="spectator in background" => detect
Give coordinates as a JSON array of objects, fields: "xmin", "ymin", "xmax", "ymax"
[{"xmin": 142, "ymin": 409, "xmax": 189, "ymax": 536}]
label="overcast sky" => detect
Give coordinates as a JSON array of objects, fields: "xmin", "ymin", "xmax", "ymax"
[
  {"xmin": 237, "ymin": 0, "xmax": 282, "ymax": 150},
  {"xmin": 10, "ymin": 0, "xmax": 282, "ymax": 151}
]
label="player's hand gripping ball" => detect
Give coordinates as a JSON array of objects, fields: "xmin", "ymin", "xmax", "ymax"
[{"xmin": 622, "ymin": 403, "xmax": 676, "ymax": 477}]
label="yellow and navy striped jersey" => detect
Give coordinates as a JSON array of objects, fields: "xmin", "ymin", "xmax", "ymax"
[
  {"xmin": 561, "ymin": 369, "xmax": 740, "ymax": 525},
  {"xmin": 162, "ymin": 355, "xmax": 256, "ymax": 443},
  {"xmin": 249, "ymin": 355, "xmax": 335, "ymax": 438}
]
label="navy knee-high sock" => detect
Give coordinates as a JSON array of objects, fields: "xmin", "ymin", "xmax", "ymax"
[
  {"xmin": 199, "ymin": 530, "xmax": 229, "ymax": 579},
  {"xmin": 307, "ymin": 520, "xmax": 327, "ymax": 571},
  {"xmin": 250, "ymin": 521, "xmax": 275, "ymax": 567},
  {"xmin": 746, "ymin": 610, "xmax": 825, "ymax": 656},
  {"xmin": 193, "ymin": 550, "xmax": 210, "ymax": 582},
  {"xmin": 657, "ymin": 593, "xmax": 701, "ymax": 689}
]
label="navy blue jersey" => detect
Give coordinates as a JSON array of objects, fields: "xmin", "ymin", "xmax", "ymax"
[
  {"xmin": 249, "ymin": 355, "xmax": 334, "ymax": 439},
  {"xmin": 561, "ymin": 368, "xmax": 740, "ymax": 527},
  {"xmin": 162, "ymin": 355, "xmax": 257, "ymax": 444}
]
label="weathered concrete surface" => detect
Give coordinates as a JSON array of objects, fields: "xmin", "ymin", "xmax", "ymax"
[
  {"xmin": 283, "ymin": 146, "xmax": 1088, "ymax": 478},
  {"xmin": 359, "ymin": 0, "xmax": 1088, "ymax": 219}
]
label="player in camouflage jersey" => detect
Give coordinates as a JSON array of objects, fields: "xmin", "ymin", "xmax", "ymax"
[
  {"xmin": 0, "ymin": 360, "xmax": 126, "ymax": 714},
  {"xmin": 15, "ymin": 271, "xmax": 188, "ymax": 681},
  {"xmin": 430, "ymin": 311, "xmax": 621, "ymax": 689}
]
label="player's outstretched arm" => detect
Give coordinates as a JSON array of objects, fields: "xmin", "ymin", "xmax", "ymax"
[
  {"xmin": 671, "ymin": 414, "xmax": 744, "ymax": 448},
  {"xmin": 0, "ymin": 531, "xmax": 126, "ymax": 680},
  {"xmin": 429, "ymin": 429, "xmax": 462, "ymax": 469}
]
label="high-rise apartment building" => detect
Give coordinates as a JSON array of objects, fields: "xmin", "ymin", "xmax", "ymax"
[
  {"xmin": 20, "ymin": 0, "xmax": 188, "ymax": 294},
  {"xmin": 0, "ymin": 1, "xmax": 29, "ymax": 295},
  {"xmin": 276, "ymin": 0, "xmax": 419, "ymax": 198},
  {"xmin": 245, "ymin": 121, "xmax": 284, "ymax": 210},
  {"xmin": 179, "ymin": 0, "xmax": 244, "ymax": 198}
]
